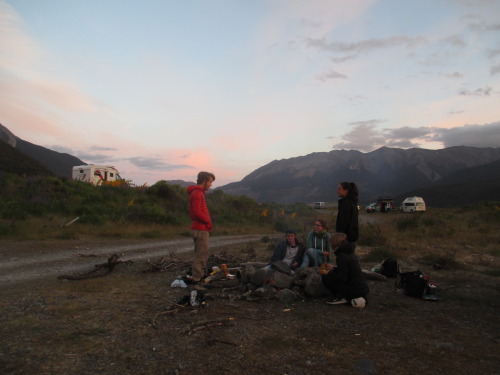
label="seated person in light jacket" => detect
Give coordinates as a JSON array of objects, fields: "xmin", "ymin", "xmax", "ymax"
[
  {"xmin": 322, "ymin": 232, "xmax": 369, "ymax": 307},
  {"xmin": 300, "ymin": 219, "xmax": 331, "ymax": 268}
]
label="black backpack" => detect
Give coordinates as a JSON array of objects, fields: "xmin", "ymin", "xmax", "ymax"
[
  {"xmin": 396, "ymin": 270, "xmax": 429, "ymax": 298},
  {"xmin": 380, "ymin": 258, "xmax": 399, "ymax": 278}
]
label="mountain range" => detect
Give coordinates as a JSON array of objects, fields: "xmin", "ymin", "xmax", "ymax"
[
  {"xmin": 2, "ymin": 124, "xmax": 500, "ymax": 207},
  {"xmin": 217, "ymin": 147, "xmax": 500, "ymax": 206}
]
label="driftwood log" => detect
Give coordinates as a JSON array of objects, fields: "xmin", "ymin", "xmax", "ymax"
[
  {"xmin": 58, "ymin": 253, "xmax": 132, "ymax": 280},
  {"xmin": 143, "ymin": 253, "xmax": 191, "ymax": 273},
  {"xmin": 362, "ymin": 269, "xmax": 387, "ymax": 281}
]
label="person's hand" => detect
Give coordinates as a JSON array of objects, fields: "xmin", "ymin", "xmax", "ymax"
[{"xmin": 291, "ymin": 262, "xmax": 298, "ymax": 268}]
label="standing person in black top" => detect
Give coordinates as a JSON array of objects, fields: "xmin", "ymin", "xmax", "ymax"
[{"xmin": 336, "ymin": 181, "xmax": 359, "ymax": 248}]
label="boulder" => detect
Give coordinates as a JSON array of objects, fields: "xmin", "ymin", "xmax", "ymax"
[
  {"xmin": 271, "ymin": 260, "xmax": 292, "ymax": 275},
  {"xmin": 239, "ymin": 265, "xmax": 256, "ymax": 283},
  {"xmin": 251, "ymin": 268, "xmax": 268, "ymax": 287},
  {"xmin": 304, "ymin": 271, "xmax": 330, "ymax": 297},
  {"xmin": 273, "ymin": 271, "xmax": 293, "ymax": 289}
]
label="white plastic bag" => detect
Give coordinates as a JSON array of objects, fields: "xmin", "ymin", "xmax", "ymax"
[{"xmin": 170, "ymin": 277, "xmax": 187, "ymax": 288}]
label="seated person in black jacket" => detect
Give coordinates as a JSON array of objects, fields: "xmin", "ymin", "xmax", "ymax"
[
  {"xmin": 322, "ymin": 232, "xmax": 369, "ymax": 307},
  {"xmin": 265, "ymin": 229, "xmax": 305, "ymax": 272}
]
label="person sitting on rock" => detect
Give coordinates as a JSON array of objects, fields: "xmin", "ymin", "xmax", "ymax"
[
  {"xmin": 300, "ymin": 219, "xmax": 331, "ymax": 269},
  {"xmin": 265, "ymin": 229, "xmax": 305, "ymax": 273},
  {"xmin": 322, "ymin": 232, "xmax": 369, "ymax": 307}
]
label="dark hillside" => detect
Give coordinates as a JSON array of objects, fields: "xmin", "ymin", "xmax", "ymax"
[
  {"xmin": 0, "ymin": 139, "xmax": 53, "ymax": 177},
  {"xmin": 394, "ymin": 159, "xmax": 500, "ymax": 207},
  {"xmin": 15, "ymin": 138, "xmax": 86, "ymax": 179}
]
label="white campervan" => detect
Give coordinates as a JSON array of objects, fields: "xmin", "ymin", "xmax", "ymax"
[
  {"xmin": 400, "ymin": 196, "xmax": 426, "ymax": 213},
  {"xmin": 314, "ymin": 202, "xmax": 326, "ymax": 209},
  {"xmin": 72, "ymin": 165, "xmax": 122, "ymax": 186}
]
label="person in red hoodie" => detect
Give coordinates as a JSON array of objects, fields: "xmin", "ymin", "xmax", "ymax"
[{"xmin": 187, "ymin": 171, "xmax": 215, "ymax": 290}]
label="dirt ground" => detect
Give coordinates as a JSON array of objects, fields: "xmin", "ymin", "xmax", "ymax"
[{"xmin": 0, "ymin": 235, "xmax": 499, "ymax": 375}]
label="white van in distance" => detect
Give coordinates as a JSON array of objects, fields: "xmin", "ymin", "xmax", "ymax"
[
  {"xmin": 72, "ymin": 165, "xmax": 123, "ymax": 186},
  {"xmin": 314, "ymin": 202, "xmax": 326, "ymax": 209},
  {"xmin": 400, "ymin": 196, "xmax": 426, "ymax": 213}
]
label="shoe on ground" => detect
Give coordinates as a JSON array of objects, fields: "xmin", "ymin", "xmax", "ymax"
[
  {"xmin": 326, "ymin": 298, "xmax": 348, "ymax": 305},
  {"xmin": 351, "ymin": 297, "xmax": 366, "ymax": 308}
]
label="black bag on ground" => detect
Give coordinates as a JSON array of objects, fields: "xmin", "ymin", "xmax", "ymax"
[
  {"xmin": 396, "ymin": 270, "xmax": 429, "ymax": 298},
  {"xmin": 380, "ymin": 258, "xmax": 399, "ymax": 278}
]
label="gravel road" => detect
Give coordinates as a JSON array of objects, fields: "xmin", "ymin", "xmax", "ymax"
[{"xmin": 0, "ymin": 235, "xmax": 268, "ymax": 285}]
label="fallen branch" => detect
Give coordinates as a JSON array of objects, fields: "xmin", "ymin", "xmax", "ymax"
[
  {"xmin": 182, "ymin": 318, "xmax": 235, "ymax": 335},
  {"xmin": 60, "ymin": 216, "xmax": 80, "ymax": 228},
  {"xmin": 211, "ymin": 293, "xmax": 266, "ymax": 302},
  {"xmin": 57, "ymin": 254, "xmax": 132, "ymax": 280},
  {"xmin": 221, "ymin": 285, "xmax": 240, "ymax": 293},
  {"xmin": 362, "ymin": 269, "xmax": 387, "ymax": 281},
  {"xmin": 240, "ymin": 261, "xmax": 268, "ymax": 268},
  {"xmin": 143, "ymin": 253, "xmax": 191, "ymax": 273}
]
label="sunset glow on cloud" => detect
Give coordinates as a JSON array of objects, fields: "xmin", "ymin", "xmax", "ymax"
[{"xmin": 1, "ymin": 0, "xmax": 499, "ymax": 187}]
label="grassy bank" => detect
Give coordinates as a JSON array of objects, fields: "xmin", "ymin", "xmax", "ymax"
[{"xmin": 0, "ymin": 174, "xmax": 318, "ymax": 240}]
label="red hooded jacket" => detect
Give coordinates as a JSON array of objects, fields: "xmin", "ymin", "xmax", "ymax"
[{"xmin": 187, "ymin": 185, "xmax": 212, "ymax": 231}]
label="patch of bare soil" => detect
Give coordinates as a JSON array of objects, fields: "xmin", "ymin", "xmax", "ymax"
[{"xmin": 0, "ymin": 237, "xmax": 498, "ymax": 375}]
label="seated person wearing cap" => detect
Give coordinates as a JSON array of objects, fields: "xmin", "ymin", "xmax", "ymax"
[{"xmin": 265, "ymin": 229, "xmax": 305, "ymax": 272}]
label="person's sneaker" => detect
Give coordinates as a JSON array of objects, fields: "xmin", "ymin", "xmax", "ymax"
[
  {"xmin": 326, "ymin": 298, "xmax": 348, "ymax": 305},
  {"xmin": 351, "ymin": 297, "xmax": 367, "ymax": 308}
]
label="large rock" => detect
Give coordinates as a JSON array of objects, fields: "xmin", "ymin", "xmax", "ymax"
[
  {"xmin": 271, "ymin": 260, "xmax": 292, "ymax": 275},
  {"xmin": 238, "ymin": 265, "xmax": 256, "ymax": 283},
  {"xmin": 273, "ymin": 271, "xmax": 293, "ymax": 289},
  {"xmin": 304, "ymin": 271, "xmax": 330, "ymax": 297},
  {"xmin": 251, "ymin": 268, "xmax": 268, "ymax": 287}
]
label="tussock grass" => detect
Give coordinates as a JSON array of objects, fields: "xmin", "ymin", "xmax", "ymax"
[{"xmin": 358, "ymin": 223, "xmax": 388, "ymax": 246}]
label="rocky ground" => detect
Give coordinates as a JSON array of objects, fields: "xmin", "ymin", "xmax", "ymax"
[{"xmin": 0, "ymin": 235, "xmax": 498, "ymax": 375}]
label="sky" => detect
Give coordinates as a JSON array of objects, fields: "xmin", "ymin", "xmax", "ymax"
[{"xmin": 1, "ymin": 0, "xmax": 500, "ymax": 187}]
